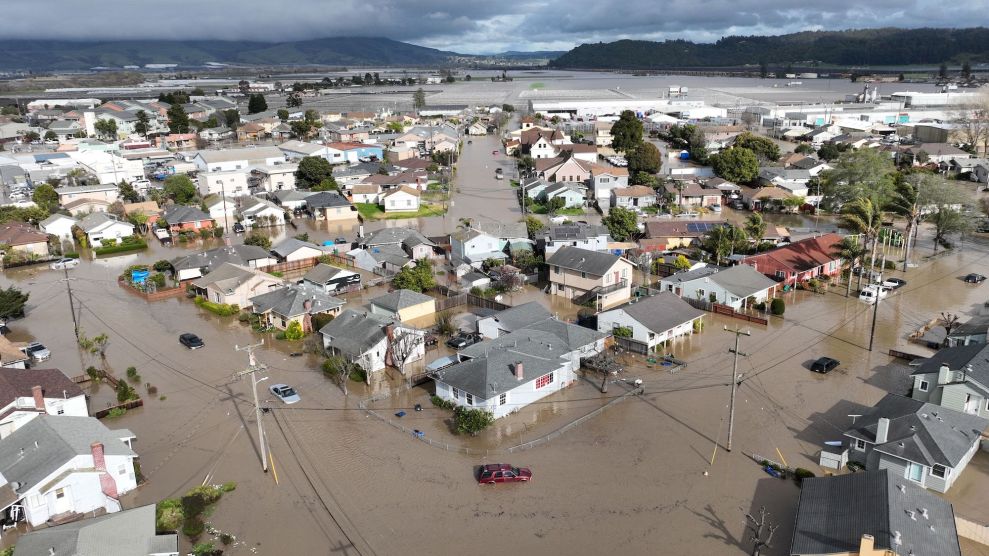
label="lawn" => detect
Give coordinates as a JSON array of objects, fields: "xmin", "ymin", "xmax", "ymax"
[{"xmin": 355, "ymin": 203, "xmax": 448, "ymax": 220}]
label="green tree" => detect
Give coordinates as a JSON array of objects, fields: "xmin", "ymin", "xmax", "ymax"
[
  {"xmin": 816, "ymin": 142, "xmax": 847, "ymax": 161},
  {"xmin": 832, "ymin": 237, "xmax": 867, "ymax": 297},
  {"xmin": 743, "ymin": 212, "xmax": 767, "ymax": 243},
  {"xmin": 31, "ymin": 183, "xmax": 59, "ymax": 214},
  {"xmin": 391, "ymin": 259, "xmax": 435, "ymax": 292},
  {"xmin": 222, "ymin": 109, "xmax": 240, "ymax": 130},
  {"xmin": 413, "ymin": 88, "xmax": 426, "ymax": 111},
  {"xmin": 295, "ymin": 156, "xmax": 334, "ymax": 189},
  {"xmin": 523, "ymin": 215, "xmax": 544, "ymax": 238},
  {"xmin": 703, "ymin": 224, "xmax": 748, "ymax": 264},
  {"xmin": 732, "ymin": 132, "xmax": 780, "ymax": 162},
  {"xmin": 887, "ymin": 173, "xmax": 970, "ymax": 270},
  {"xmin": 840, "ymin": 197, "xmax": 883, "ymax": 280},
  {"xmin": 43, "ymin": 130, "xmax": 58, "ymax": 142},
  {"xmin": 134, "ymin": 110, "xmax": 151, "ymax": 136},
  {"xmin": 311, "ymin": 177, "xmax": 338, "ymax": 192},
  {"xmin": 710, "ymin": 147, "xmax": 759, "ymax": 183},
  {"xmin": 602, "ymin": 206, "xmax": 638, "ymax": 241},
  {"xmin": 610, "ymin": 110, "xmax": 644, "ymax": 152},
  {"xmin": 939, "ymin": 62, "xmax": 948, "ymax": 78},
  {"xmin": 247, "ymin": 93, "xmax": 268, "ymax": 114},
  {"xmin": 962, "ymin": 60, "xmax": 972, "ymax": 79},
  {"xmin": 928, "ymin": 207, "xmax": 970, "ymax": 253},
  {"xmin": 277, "ymin": 109, "xmax": 289, "ymax": 121},
  {"xmin": 22, "ymin": 131, "xmax": 40, "ymax": 142},
  {"xmin": 167, "ymin": 103, "xmax": 190, "ymax": 134},
  {"xmin": 819, "ymin": 148, "xmax": 895, "ymax": 210},
  {"xmin": 118, "ymin": 181, "xmax": 141, "ymax": 203},
  {"xmin": 454, "ymin": 406, "xmax": 494, "ymax": 435},
  {"xmin": 163, "ymin": 175, "xmax": 197, "ymax": 204},
  {"xmin": 794, "ymin": 143, "xmax": 815, "ymax": 154},
  {"xmin": 286, "ymin": 94, "xmax": 303, "ymax": 108},
  {"xmin": 0, "ymin": 286, "xmax": 29, "ymax": 319},
  {"xmin": 284, "ymin": 321, "xmax": 304, "ymax": 340},
  {"xmin": 627, "ymin": 142, "xmax": 661, "ymax": 176},
  {"xmin": 243, "ymin": 232, "xmax": 272, "ymax": 250},
  {"xmin": 94, "ymin": 119, "xmax": 118, "ymax": 140}
]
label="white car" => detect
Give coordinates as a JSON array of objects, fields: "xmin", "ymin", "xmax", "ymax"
[
  {"xmin": 269, "ymin": 384, "xmax": 301, "ymax": 404},
  {"xmin": 49, "ymin": 258, "xmax": 80, "ymax": 270},
  {"xmin": 858, "ymin": 285, "xmax": 890, "ymax": 304}
]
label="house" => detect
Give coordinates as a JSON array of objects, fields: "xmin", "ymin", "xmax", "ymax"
[
  {"xmin": 539, "ymin": 182, "xmax": 586, "ymax": 208},
  {"xmin": 467, "ymin": 122, "xmax": 488, "ymax": 136},
  {"xmin": 0, "ymin": 416, "xmax": 137, "ymax": 527},
  {"xmin": 790, "ymin": 470, "xmax": 961, "ymax": 556},
  {"xmin": 741, "ymin": 233, "xmax": 844, "ymax": 285},
  {"xmin": 757, "ymin": 167, "xmax": 813, "ymax": 198},
  {"xmin": 0, "ymin": 368, "xmax": 88, "ymax": 440},
  {"xmin": 431, "ymin": 319, "xmax": 606, "ymax": 419},
  {"xmin": 306, "ymin": 191, "xmax": 358, "ymax": 221},
  {"xmin": 302, "ymin": 263, "xmax": 361, "ymax": 293},
  {"xmin": 251, "ymin": 163, "xmax": 298, "ymax": 193},
  {"xmin": 380, "ymin": 185, "xmax": 420, "ymax": 212},
  {"xmin": 596, "ymin": 292, "xmax": 704, "ymax": 352},
  {"xmin": 250, "ymin": 284, "xmax": 344, "ymax": 332},
  {"xmin": 171, "ymin": 244, "xmax": 276, "ymax": 281},
  {"xmin": 271, "ymin": 237, "xmax": 325, "ymax": 263},
  {"xmin": 56, "ymin": 184, "xmax": 119, "ymax": 206},
  {"xmin": 546, "ymin": 246, "xmax": 634, "ymax": 309},
  {"xmin": 557, "ymin": 143, "xmax": 598, "ymax": 163},
  {"xmin": 239, "ymin": 197, "xmax": 285, "ymax": 228},
  {"xmin": 197, "ymin": 170, "xmax": 251, "ymax": 198},
  {"xmin": 236, "ymin": 122, "xmax": 266, "ymax": 142},
  {"xmin": 369, "ymin": 289, "xmax": 436, "ymax": 322},
  {"xmin": 658, "ymin": 264, "xmax": 778, "ymax": 310},
  {"xmin": 204, "ymin": 196, "xmax": 237, "ymax": 222},
  {"xmin": 737, "ymin": 185, "xmax": 793, "ymax": 211},
  {"xmin": 0, "ymin": 336, "xmax": 30, "ymax": 369},
  {"xmin": 349, "ymin": 245, "xmax": 414, "ymax": 273},
  {"xmin": 612, "ymin": 185, "xmax": 657, "ymax": 210},
  {"xmin": 0, "ymin": 222, "xmax": 50, "ymax": 257},
  {"xmin": 589, "ymin": 164, "xmax": 629, "ymax": 213},
  {"xmin": 539, "ymin": 222, "xmax": 610, "ymax": 257},
  {"xmin": 829, "ymin": 393, "xmax": 987, "ymax": 493},
  {"xmin": 39, "ymin": 214, "xmax": 77, "ymax": 243},
  {"xmin": 333, "ymin": 162, "xmax": 382, "ymax": 187},
  {"xmin": 62, "ymin": 198, "xmax": 112, "ymax": 216},
  {"xmin": 518, "ymin": 127, "xmax": 566, "ymax": 159},
  {"xmin": 450, "ymin": 222, "xmax": 531, "ymax": 268},
  {"xmin": 14, "ymin": 504, "xmax": 179, "ymax": 556},
  {"xmin": 639, "ymin": 220, "xmax": 726, "ymax": 252},
  {"xmin": 161, "ymin": 205, "xmax": 214, "ymax": 233},
  {"xmin": 536, "ymin": 156, "xmax": 592, "ymax": 184},
  {"xmin": 594, "ymin": 121, "xmax": 613, "ymax": 146},
  {"xmin": 271, "ymin": 190, "xmax": 316, "ymax": 212},
  {"xmin": 76, "ymin": 213, "xmax": 135, "ymax": 246},
  {"xmin": 320, "ymin": 309, "xmax": 425, "ymax": 374},
  {"xmin": 361, "ymin": 227, "xmax": 440, "ymax": 261},
  {"xmin": 664, "ymin": 181, "xmax": 722, "ymax": 208},
  {"xmin": 189, "ymin": 262, "xmax": 283, "ymax": 309},
  {"xmin": 278, "ymin": 140, "xmax": 332, "ymax": 160},
  {"xmin": 945, "ymin": 314, "xmax": 989, "ymax": 346},
  {"xmin": 193, "ymin": 146, "xmax": 286, "ymax": 173},
  {"xmin": 325, "ymin": 142, "xmax": 384, "ymax": 164},
  {"xmin": 910, "ymin": 343, "xmax": 989, "ymax": 419},
  {"xmin": 900, "ymin": 143, "xmax": 972, "ymax": 166},
  {"xmin": 351, "ymin": 183, "xmax": 382, "ymax": 204},
  {"xmin": 475, "ymin": 302, "xmax": 551, "ymax": 339}
]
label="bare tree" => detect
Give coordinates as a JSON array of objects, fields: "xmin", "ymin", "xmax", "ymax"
[
  {"xmin": 745, "ymin": 506, "xmax": 779, "ymax": 556},
  {"xmin": 950, "ymin": 94, "xmax": 989, "ymax": 155},
  {"xmin": 390, "ymin": 328, "xmax": 424, "ymax": 385},
  {"xmin": 941, "ymin": 312, "xmax": 961, "ymax": 346}
]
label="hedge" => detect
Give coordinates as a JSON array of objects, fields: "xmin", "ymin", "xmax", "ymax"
[
  {"xmin": 93, "ymin": 239, "xmax": 148, "ymax": 256},
  {"xmin": 194, "ymin": 297, "xmax": 240, "ymax": 316}
]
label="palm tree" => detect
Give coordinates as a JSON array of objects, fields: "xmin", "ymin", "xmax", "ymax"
[
  {"xmin": 886, "ymin": 179, "xmax": 920, "ymax": 272},
  {"xmin": 840, "ymin": 197, "xmax": 882, "ymax": 287},
  {"xmin": 831, "ymin": 237, "xmax": 867, "ymax": 297},
  {"xmin": 744, "ymin": 212, "xmax": 767, "ymax": 244},
  {"xmin": 704, "ymin": 224, "xmax": 748, "ymax": 265}
]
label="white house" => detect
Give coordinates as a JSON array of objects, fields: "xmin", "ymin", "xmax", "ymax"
[
  {"xmin": 39, "ymin": 214, "xmax": 77, "ymax": 243},
  {"xmin": 0, "ymin": 368, "xmax": 89, "ymax": 440},
  {"xmin": 450, "ymin": 222, "xmax": 530, "ymax": 268},
  {"xmin": 76, "ymin": 213, "xmax": 135, "ymax": 245},
  {"xmin": 198, "ymin": 170, "xmax": 251, "ymax": 197},
  {"xmin": 590, "ymin": 165, "xmax": 629, "ymax": 214},
  {"xmin": 320, "ymin": 309, "xmax": 425, "ymax": 374},
  {"xmin": 278, "ymin": 140, "xmax": 332, "ymax": 161},
  {"xmin": 597, "ymin": 292, "xmax": 704, "ymax": 352},
  {"xmin": 193, "ymin": 146, "xmax": 286, "ymax": 173},
  {"xmin": 252, "ymin": 163, "xmax": 298, "ymax": 192},
  {"xmin": 659, "ymin": 264, "xmax": 779, "ymax": 310},
  {"xmin": 302, "ymin": 264, "xmax": 361, "ymax": 293},
  {"xmin": 539, "ymin": 223, "xmax": 610, "ymax": 257},
  {"xmin": 204, "ymin": 196, "xmax": 238, "ymax": 222},
  {"xmin": 15, "ymin": 504, "xmax": 178, "ymax": 556},
  {"xmin": 239, "ymin": 197, "xmax": 285, "ymax": 228},
  {"xmin": 381, "ymin": 185, "xmax": 420, "ymax": 212},
  {"xmin": 56, "ymin": 184, "xmax": 120, "ymax": 206},
  {"xmin": 271, "ymin": 237, "xmax": 325, "ymax": 263},
  {"xmin": 0, "ymin": 416, "xmax": 138, "ymax": 527},
  {"xmin": 66, "ymin": 151, "xmax": 144, "ymax": 185}
]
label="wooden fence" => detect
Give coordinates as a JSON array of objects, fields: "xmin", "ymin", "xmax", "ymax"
[
  {"xmin": 682, "ymin": 297, "xmax": 768, "ymax": 325},
  {"xmin": 888, "ymin": 349, "xmax": 927, "ymax": 361},
  {"xmin": 467, "ymin": 293, "xmax": 510, "ymax": 311},
  {"xmin": 258, "ymin": 257, "xmax": 320, "ymax": 275},
  {"xmin": 92, "ymin": 398, "xmax": 144, "ymax": 419},
  {"xmin": 435, "ymin": 293, "xmax": 468, "ymax": 312},
  {"xmin": 117, "ymin": 279, "xmax": 185, "ymax": 302}
]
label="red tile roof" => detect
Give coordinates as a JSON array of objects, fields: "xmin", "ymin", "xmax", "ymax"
[{"xmin": 742, "ymin": 233, "xmax": 843, "ymax": 272}]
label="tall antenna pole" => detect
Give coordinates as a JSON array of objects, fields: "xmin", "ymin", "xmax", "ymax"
[
  {"xmin": 234, "ymin": 342, "xmax": 269, "ymax": 472},
  {"xmin": 725, "ymin": 325, "xmax": 750, "ymax": 452}
]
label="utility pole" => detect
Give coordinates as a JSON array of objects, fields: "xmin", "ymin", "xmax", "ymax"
[
  {"xmin": 725, "ymin": 325, "xmax": 750, "ymax": 452},
  {"xmin": 61, "ymin": 266, "xmax": 79, "ymax": 340},
  {"xmin": 234, "ymin": 342, "xmax": 269, "ymax": 473},
  {"xmin": 868, "ymin": 281, "xmax": 882, "ymax": 352}
]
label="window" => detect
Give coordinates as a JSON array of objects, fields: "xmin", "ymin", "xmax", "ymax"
[
  {"xmin": 55, "ymin": 488, "xmax": 66, "ymax": 499},
  {"xmin": 919, "ymin": 380, "xmax": 930, "ymax": 392},
  {"xmin": 854, "ymin": 438, "xmax": 866, "ymax": 451},
  {"xmin": 906, "ymin": 462, "xmax": 924, "ymax": 483},
  {"xmin": 452, "ymin": 387, "xmax": 460, "ymax": 399},
  {"xmin": 56, "ymin": 405, "xmax": 64, "ymax": 415},
  {"xmin": 28, "ymin": 494, "xmax": 42, "ymax": 507},
  {"xmin": 931, "ymin": 464, "xmax": 947, "ymax": 479},
  {"xmin": 554, "ymin": 265, "xmax": 561, "ymax": 274},
  {"xmin": 535, "ymin": 372, "xmax": 554, "ymax": 389},
  {"xmin": 697, "ymin": 288, "xmax": 705, "ymax": 297},
  {"xmin": 499, "ymin": 393, "xmax": 507, "ymax": 406},
  {"xmin": 775, "ymin": 271, "xmax": 786, "ymax": 279},
  {"xmin": 580, "ymin": 271, "xmax": 586, "ymax": 279},
  {"xmin": 465, "ymin": 393, "xmax": 473, "ymax": 405},
  {"xmin": 118, "ymin": 464, "xmax": 127, "ymax": 476}
]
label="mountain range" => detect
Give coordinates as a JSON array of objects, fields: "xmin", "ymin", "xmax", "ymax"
[{"xmin": 550, "ymin": 27, "xmax": 989, "ymax": 69}]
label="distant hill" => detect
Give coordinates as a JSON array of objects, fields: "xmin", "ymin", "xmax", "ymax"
[
  {"xmin": 550, "ymin": 27, "xmax": 989, "ymax": 69},
  {"xmin": 492, "ymin": 51, "xmax": 567, "ymax": 60},
  {"xmin": 0, "ymin": 37, "xmax": 460, "ymax": 71}
]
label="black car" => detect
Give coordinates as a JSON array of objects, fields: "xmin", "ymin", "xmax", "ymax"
[
  {"xmin": 232, "ymin": 222, "xmax": 246, "ymax": 234},
  {"xmin": 334, "ymin": 237, "xmax": 348, "ymax": 245},
  {"xmin": 810, "ymin": 357, "xmax": 840, "ymax": 374},
  {"xmin": 179, "ymin": 333, "xmax": 205, "ymax": 349},
  {"xmin": 965, "ymin": 273, "xmax": 987, "ymax": 284},
  {"xmin": 446, "ymin": 332, "xmax": 481, "ymax": 349}
]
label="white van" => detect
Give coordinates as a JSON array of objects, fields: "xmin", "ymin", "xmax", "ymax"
[{"xmin": 858, "ymin": 285, "xmax": 890, "ymax": 304}]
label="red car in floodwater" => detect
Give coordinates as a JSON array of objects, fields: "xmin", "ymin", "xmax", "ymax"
[{"xmin": 477, "ymin": 464, "xmax": 532, "ymax": 484}]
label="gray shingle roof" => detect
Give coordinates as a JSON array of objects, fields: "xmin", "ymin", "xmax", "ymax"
[
  {"xmin": 190, "ymin": 262, "xmax": 280, "ymax": 294},
  {"xmin": 171, "ymin": 244, "xmax": 272, "ymax": 273},
  {"xmin": 371, "ymin": 289, "xmax": 434, "ymax": 313},
  {"xmin": 197, "ymin": 147, "xmax": 284, "ymax": 163},
  {"xmin": 661, "ymin": 265, "xmax": 721, "ymax": 284},
  {"xmin": 271, "ymin": 237, "xmax": 322, "ymax": 259},
  {"xmin": 319, "ymin": 309, "xmax": 394, "ymax": 355},
  {"xmin": 843, "ymin": 394, "xmax": 988, "ymax": 468},
  {"xmin": 667, "ymin": 264, "xmax": 778, "ymax": 298},
  {"xmin": 303, "ymin": 263, "xmax": 356, "ymax": 285},
  {"xmin": 77, "ymin": 212, "xmax": 126, "ymax": 233},
  {"xmin": 0, "ymin": 368, "xmax": 84, "ymax": 406},
  {"xmin": 791, "ymin": 469, "xmax": 961, "ymax": 556},
  {"xmin": 0, "ymin": 416, "xmax": 135, "ymax": 497},
  {"xmin": 912, "ymin": 343, "xmax": 989, "ymax": 388},
  {"xmin": 250, "ymin": 284, "xmax": 343, "ymax": 319},
  {"xmin": 606, "ymin": 292, "xmax": 704, "ymax": 334},
  {"xmin": 363, "ymin": 227, "xmax": 435, "ymax": 248},
  {"xmin": 546, "ymin": 246, "xmax": 622, "ymax": 277},
  {"xmin": 480, "ymin": 302, "xmax": 552, "ymax": 333},
  {"xmin": 542, "ymin": 223, "xmax": 609, "ymax": 242},
  {"xmin": 15, "ymin": 504, "xmax": 178, "ymax": 556},
  {"xmin": 306, "ymin": 191, "xmax": 352, "ymax": 209},
  {"xmin": 162, "ymin": 204, "xmax": 211, "ymax": 225}
]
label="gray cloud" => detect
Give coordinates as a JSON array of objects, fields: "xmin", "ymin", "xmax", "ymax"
[{"xmin": 3, "ymin": 0, "xmax": 988, "ymax": 53}]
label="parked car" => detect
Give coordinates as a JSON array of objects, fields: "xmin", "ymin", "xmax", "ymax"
[
  {"xmin": 334, "ymin": 237, "xmax": 348, "ymax": 244},
  {"xmin": 21, "ymin": 341, "xmax": 51, "ymax": 362},
  {"xmin": 852, "ymin": 267, "xmax": 882, "ymax": 282},
  {"xmin": 881, "ymin": 278, "xmax": 907, "ymax": 289},
  {"xmin": 179, "ymin": 333, "xmax": 205, "ymax": 349},
  {"xmin": 858, "ymin": 285, "xmax": 890, "ymax": 304},
  {"xmin": 965, "ymin": 273, "xmax": 986, "ymax": 284},
  {"xmin": 49, "ymin": 258, "xmax": 79, "ymax": 270},
  {"xmin": 446, "ymin": 332, "xmax": 481, "ymax": 349},
  {"xmin": 154, "ymin": 228, "xmax": 171, "ymax": 244},
  {"xmin": 709, "ymin": 204, "xmax": 722, "ymax": 213},
  {"xmin": 478, "ymin": 464, "xmax": 532, "ymax": 484},
  {"xmin": 269, "ymin": 384, "xmax": 301, "ymax": 404},
  {"xmin": 232, "ymin": 222, "xmax": 246, "ymax": 234},
  {"xmin": 810, "ymin": 357, "xmax": 840, "ymax": 374}
]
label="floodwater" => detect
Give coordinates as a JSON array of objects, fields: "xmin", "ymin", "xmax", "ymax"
[{"xmin": 2, "ymin": 194, "xmax": 988, "ymax": 555}]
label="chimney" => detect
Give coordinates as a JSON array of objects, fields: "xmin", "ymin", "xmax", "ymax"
[
  {"xmin": 876, "ymin": 417, "xmax": 890, "ymax": 444},
  {"xmin": 859, "ymin": 534, "xmax": 875, "ymax": 553},
  {"xmin": 938, "ymin": 363, "xmax": 951, "ymax": 385},
  {"xmin": 921, "ymin": 508, "xmax": 929, "ymax": 519},
  {"xmin": 32, "ymin": 385, "xmax": 45, "ymax": 412},
  {"xmin": 91, "ymin": 442, "xmax": 118, "ymax": 499},
  {"xmin": 893, "ymin": 531, "xmax": 902, "ymax": 546},
  {"xmin": 514, "ymin": 361, "xmax": 524, "ymax": 381}
]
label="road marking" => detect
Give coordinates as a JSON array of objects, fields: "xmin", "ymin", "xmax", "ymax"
[{"xmin": 270, "ymin": 452, "xmax": 279, "ymax": 485}]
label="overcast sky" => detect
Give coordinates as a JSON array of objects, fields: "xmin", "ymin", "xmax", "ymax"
[{"xmin": 5, "ymin": 0, "xmax": 989, "ymax": 54}]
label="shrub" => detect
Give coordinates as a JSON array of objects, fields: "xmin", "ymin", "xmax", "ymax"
[
  {"xmin": 194, "ymin": 297, "xmax": 240, "ymax": 316},
  {"xmin": 435, "ymin": 311, "xmax": 456, "ymax": 335},
  {"xmin": 237, "ymin": 313, "xmax": 250, "ymax": 322},
  {"xmin": 349, "ymin": 366, "xmax": 367, "ymax": 383},
  {"xmin": 794, "ymin": 468, "xmax": 816, "ymax": 484},
  {"xmin": 613, "ymin": 326, "xmax": 633, "ymax": 338},
  {"xmin": 192, "ymin": 542, "xmax": 221, "ymax": 556},
  {"xmin": 220, "ymin": 481, "xmax": 237, "ymax": 493},
  {"xmin": 693, "ymin": 319, "xmax": 704, "ymax": 333},
  {"xmin": 86, "ymin": 366, "xmax": 102, "ymax": 382},
  {"xmin": 187, "ymin": 485, "xmax": 223, "ymax": 505},
  {"xmin": 220, "ymin": 532, "xmax": 234, "ymax": 544},
  {"xmin": 312, "ymin": 313, "xmax": 335, "ymax": 331},
  {"xmin": 107, "ymin": 407, "xmax": 127, "ymax": 418},
  {"xmin": 430, "ymin": 395, "xmax": 455, "ymax": 410},
  {"xmin": 115, "ymin": 381, "xmax": 137, "ymax": 403},
  {"xmin": 146, "ymin": 384, "xmax": 158, "ymax": 395},
  {"xmin": 708, "ymin": 292, "xmax": 717, "ymax": 302},
  {"xmin": 181, "ymin": 492, "xmax": 208, "ymax": 520},
  {"xmin": 770, "ymin": 298, "xmax": 785, "ymax": 315},
  {"xmin": 156, "ymin": 498, "xmax": 183, "ymax": 531},
  {"xmin": 754, "ymin": 301, "xmax": 766, "ymax": 311},
  {"xmin": 149, "ymin": 272, "xmax": 167, "ymax": 289},
  {"xmin": 454, "ymin": 406, "xmax": 494, "ymax": 435},
  {"xmin": 283, "ymin": 320, "xmax": 304, "ymax": 340},
  {"xmin": 883, "ymin": 260, "xmax": 897, "ymax": 270},
  {"xmin": 182, "ymin": 516, "xmax": 205, "ymax": 539}
]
